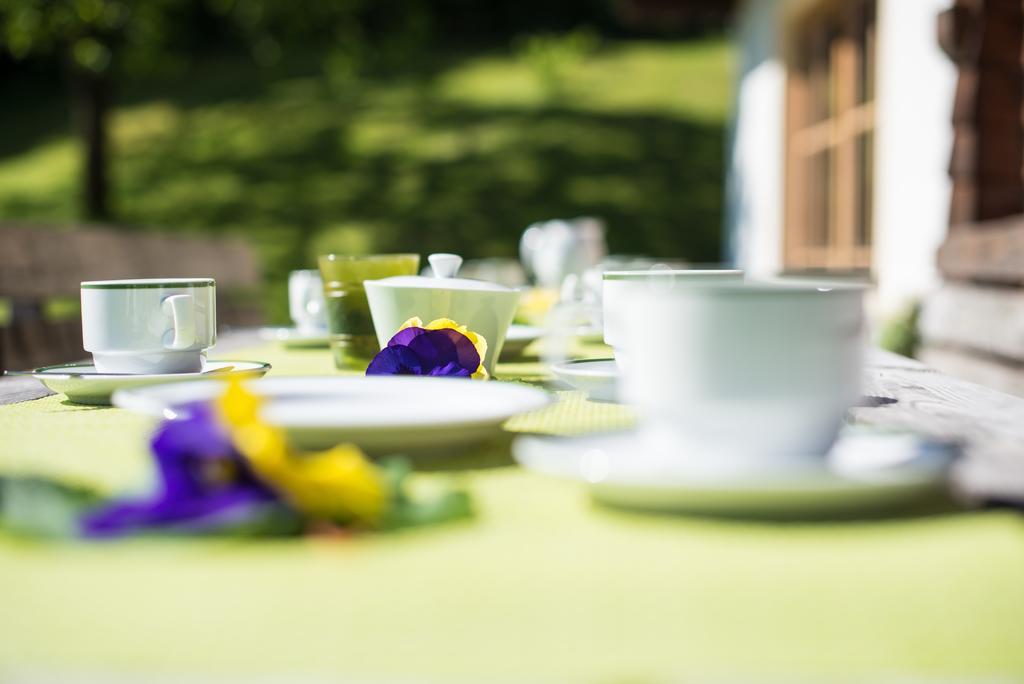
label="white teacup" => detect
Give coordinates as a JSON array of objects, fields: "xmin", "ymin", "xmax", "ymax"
[
  {"xmin": 619, "ymin": 279, "xmax": 865, "ymax": 473},
  {"xmin": 519, "ymin": 217, "xmax": 607, "ymax": 289},
  {"xmin": 288, "ymin": 269, "xmax": 327, "ymax": 334},
  {"xmin": 603, "ymin": 268, "xmax": 743, "ymax": 370},
  {"xmin": 81, "ymin": 278, "xmax": 217, "ymax": 374}
]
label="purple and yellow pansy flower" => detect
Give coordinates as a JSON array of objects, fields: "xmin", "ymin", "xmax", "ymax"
[
  {"xmin": 80, "ymin": 400, "xmax": 281, "ymax": 537},
  {"xmin": 80, "ymin": 380, "xmax": 472, "ymax": 537},
  {"xmin": 217, "ymin": 380, "xmax": 387, "ymax": 524},
  {"xmin": 366, "ymin": 317, "xmax": 489, "ymax": 380}
]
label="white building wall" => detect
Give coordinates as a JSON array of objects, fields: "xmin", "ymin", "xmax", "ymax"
[
  {"xmin": 725, "ymin": 0, "xmax": 958, "ymax": 319},
  {"xmin": 872, "ymin": 0, "xmax": 956, "ymax": 316},
  {"xmin": 724, "ymin": 0, "xmax": 786, "ymax": 278}
]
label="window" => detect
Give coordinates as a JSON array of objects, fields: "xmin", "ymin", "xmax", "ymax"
[{"xmin": 784, "ymin": 0, "xmax": 876, "ymax": 272}]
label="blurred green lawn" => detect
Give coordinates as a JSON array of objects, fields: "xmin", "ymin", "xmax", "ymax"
[{"xmin": 0, "ymin": 38, "xmax": 732, "ymax": 322}]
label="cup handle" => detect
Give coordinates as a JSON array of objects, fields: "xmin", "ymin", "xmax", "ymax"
[
  {"xmin": 299, "ymin": 276, "xmax": 321, "ymax": 316},
  {"xmin": 162, "ymin": 294, "xmax": 196, "ymax": 350}
]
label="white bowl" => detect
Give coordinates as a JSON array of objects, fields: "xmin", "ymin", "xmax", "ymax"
[{"xmin": 364, "ymin": 255, "xmax": 520, "ymax": 375}]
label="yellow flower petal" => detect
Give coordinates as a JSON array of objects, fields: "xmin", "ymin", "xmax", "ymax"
[
  {"xmin": 422, "ymin": 317, "xmax": 464, "ymax": 332},
  {"xmin": 238, "ymin": 432, "xmax": 386, "ymax": 525},
  {"xmin": 265, "ymin": 444, "xmax": 387, "ymax": 524},
  {"xmin": 217, "ymin": 381, "xmax": 388, "ymax": 525},
  {"xmin": 421, "ymin": 318, "xmax": 489, "ymax": 378},
  {"xmin": 218, "ymin": 378, "xmax": 263, "ymax": 428},
  {"xmin": 233, "ymin": 422, "xmax": 290, "ymax": 472},
  {"xmin": 398, "ymin": 317, "xmax": 424, "ymax": 331}
]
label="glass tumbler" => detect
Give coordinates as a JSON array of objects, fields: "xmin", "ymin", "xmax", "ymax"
[{"xmin": 318, "ymin": 253, "xmax": 420, "ymax": 369}]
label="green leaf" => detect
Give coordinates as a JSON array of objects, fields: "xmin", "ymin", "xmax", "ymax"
[
  {"xmin": 0, "ymin": 477, "xmax": 103, "ymax": 539},
  {"xmin": 383, "ymin": 489, "xmax": 474, "ymax": 530},
  {"xmin": 372, "ymin": 457, "xmax": 475, "ymax": 530},
  {"xmin": 71, "ymin": 36, "xmax": 111, "ymax": 73},
  {"xmin": 153, "ymin": 503, "xmax": 306, "ymax": 538}
]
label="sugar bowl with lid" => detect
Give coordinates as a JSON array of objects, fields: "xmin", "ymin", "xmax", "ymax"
[{"xmin": 364, "ymin": 254, "xmax": 520, "ymax": 376}]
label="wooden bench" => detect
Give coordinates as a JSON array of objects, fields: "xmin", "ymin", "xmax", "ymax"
[{"xmin": 0, "ymin": 223, "xmax": 263, "ymax": 371}]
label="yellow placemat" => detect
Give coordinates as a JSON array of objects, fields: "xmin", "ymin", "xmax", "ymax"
[{"xmin": 1, "ymin": 344, "xmax": 1023, "ymax": 682}]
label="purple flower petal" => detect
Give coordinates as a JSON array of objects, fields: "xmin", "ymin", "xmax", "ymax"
[
  {"xmin": 151, "ymin": 402, "xmax": 236, "ymax": 500},
  {"xmin": 438, "ymin": 328, "xmax": 481, "ymax": 373},
  {"xmin": 79, "ymin": 401, "xmax": 277, "ymax": 537},
  {"xmin": 409, "ymin": 329, "xmax": 480, "ymax": 373},
  {"xmin": 366, "ymin": 345, "xmax": 424, "ymax": 375},
  {"xmin": 367, "ymin": 325, "xmax": 480, "ymax": 378},
  {"xmin": 406, "ymin": 329, "xmax": 459, "ymax": 370},
  {"xmin": 152, "ymin": 402, "xmax": 232, "ymax": 459},
  {"xmin": 388, "ymin": 326, "xmax": 427, "ymax": 348},
  {"xmin": 81, "ymin": 487, "xmax": 275, "ymax": 537},
  {"xmin": 427, "ymin": 361, "xmax": 472, "ymax": 377}
]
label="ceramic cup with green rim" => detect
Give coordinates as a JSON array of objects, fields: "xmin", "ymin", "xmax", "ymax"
[
  {"xmin": 81, "ymin": 278, "xmax": 217, "ymax": 374},
  {"xmin": 318, "ymin": 254, "xmax": 420, "ymax": 369}
]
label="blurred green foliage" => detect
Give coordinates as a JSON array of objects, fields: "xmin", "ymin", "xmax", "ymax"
[
  {"xmin": 0, "ymin": 37, "xmax": 732, "ymax": 322},
  {"xmin": 42, "ymin": 296, "xmax": 81, "ymax": 321},
  {"xmin": 879, "ymin": 302, "xmax": 922, "ymax": 359},
  {"xmin": 0, "ymin": 0, "xmax": 369, "ymax": 74},
  {"xmin": 515, "ymin": 27, "xmax": 600, "ymax": 100}
]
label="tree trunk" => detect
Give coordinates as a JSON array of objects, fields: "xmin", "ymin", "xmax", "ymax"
[{"xmin": 70, "ymin": 67, "xmax": 111, "ymax": 221}]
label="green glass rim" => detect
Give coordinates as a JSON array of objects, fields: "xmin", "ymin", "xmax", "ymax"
[
  {"xmin": 81, "ymin": 278, "xmax": 216, "ymax": 289},
  {"xmin": 318, "ymin": 253, "xmax": 419, "ymax": 263}
]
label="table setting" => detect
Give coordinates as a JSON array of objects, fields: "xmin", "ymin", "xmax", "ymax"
[
  {"xmin": 12, "ymin": 278, "xmax": 271, "ymax": 405},
  {"xmin": 258, "ymin": 268, "xmax": 331, "ymax": 348},
  {"xmin": 1, "ymin": 219, "xmax": 1023, "ymax": 680}
]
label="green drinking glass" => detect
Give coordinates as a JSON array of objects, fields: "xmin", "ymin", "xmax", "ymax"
[{"xmin": 318, "ymin": 253, "xmax": 421, "ymax": 369}]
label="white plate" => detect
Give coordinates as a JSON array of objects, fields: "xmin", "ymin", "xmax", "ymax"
[
  {"xmin": 500, "ymin": 324, "xmax": 543, "ymax": 359},
  {"xmin": 513, "ymin": 430, "xmax": 955, "ymax": 517},
  {"xmin": 113, "ymin": 376, "xmax": 552, "ymax": 455},
  {"xmin": 34, "ymin": 360, "xmax": 271, "ymax": 406},
  {"xmin": 259, "ymin": 327, "xmax": 330, "ymax": 348},
  {"xmin": 551, "ymin": 358, "xmax": 619, "ymax": 402}
]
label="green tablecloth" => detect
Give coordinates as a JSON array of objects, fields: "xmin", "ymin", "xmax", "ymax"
[{"xmin": 1, "ymin": 344, "xmax": 1023, "ymax": 682}]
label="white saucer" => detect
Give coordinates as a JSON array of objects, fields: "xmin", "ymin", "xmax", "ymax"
[
  {"xmin": 113, "ymin": 376, "xmax": 552, "ymax": 456},
  {"xmin": 34, "ymin": 360, "xmax": 272, "ymax": 406},
  {"xmin": 512, "ymin": 430, "xmax": 956, "ymax": 517},
  {"xmin": 259, "ymin": 327, "xmax": 330, "ymax": 348},
  {"xmin": 500, "ymin": 324, "xmax": 543, "ymax": 359},
  {"xmin": 551, "ymin": 358, "xmax": 619, "ymax": 401}
]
